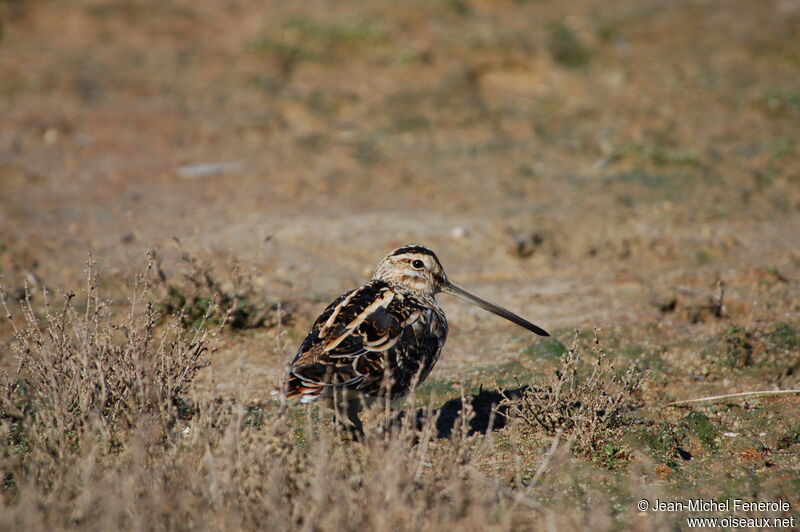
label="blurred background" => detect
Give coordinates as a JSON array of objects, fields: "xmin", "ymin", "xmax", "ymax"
[{"xmin": 0, "ymin": 0, "xmax": 798, "ymax": 386}]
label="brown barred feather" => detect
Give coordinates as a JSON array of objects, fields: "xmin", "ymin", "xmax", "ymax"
[{"xmin": 282, "ymin": 244, "xmax": 548, "ymax": 422}]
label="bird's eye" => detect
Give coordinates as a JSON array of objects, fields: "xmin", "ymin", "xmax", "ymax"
[{"xmin": 412, "ymin": 259, "xmax": 425, "ymax": 269}]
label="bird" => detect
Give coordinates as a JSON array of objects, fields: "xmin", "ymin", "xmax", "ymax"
[{"xmin": 281, "ymin": 244, "xmax": 549, "ymax": 433}]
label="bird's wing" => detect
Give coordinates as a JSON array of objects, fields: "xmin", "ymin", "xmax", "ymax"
[{"xmin": 285, "ymin": 281, "xmax": 424, "ymax": 400}]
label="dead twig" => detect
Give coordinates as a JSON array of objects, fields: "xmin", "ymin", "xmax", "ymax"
[
  {"xmin": 529, "ymin": 429, "xmax": 563, "ymax": 487},
  {"xmin": 666, "ymin": 389, "xmax": 800, "ymax": 407}
]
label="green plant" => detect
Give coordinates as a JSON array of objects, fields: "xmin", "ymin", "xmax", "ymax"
[
  {"xmin": 548, "ymin": 21, "xmax": 590, "ymax": 68},
  {"xmin": 151, "ymin": 249, "xmax": 290, "ymax": 330}
]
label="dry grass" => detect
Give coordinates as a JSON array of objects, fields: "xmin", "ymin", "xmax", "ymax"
[
  {"xmin": 503, "ymin": 331, "xmax": 648, "ymax": 459},
  {"xmin": 0, "ymin": 262, "xmax": 663, "ymax": 531},
  {"xmin": 0, "ymin": 261, "xmax": 523, "ymax": 530},
  {"xmin": 0, "ymin": 258, "xmax": 211, "ymax": 487},
  {"xmin": 0, "ymin": 259, "xmax": 796, "ymax": 530}
]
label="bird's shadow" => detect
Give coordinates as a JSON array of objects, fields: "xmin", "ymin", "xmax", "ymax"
[{"xmin": 385, "ymin": 386, "xmax": 530, "ymax": 439}]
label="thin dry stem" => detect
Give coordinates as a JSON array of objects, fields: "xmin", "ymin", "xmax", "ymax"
[{"xmin": 666, "ymin": 389, "xmax": 800, "ymax": 406}]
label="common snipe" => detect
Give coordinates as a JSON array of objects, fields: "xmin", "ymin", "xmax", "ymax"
[{"xmin": 282, "ymin": 244, "xmax": 549, "ymax": 432}]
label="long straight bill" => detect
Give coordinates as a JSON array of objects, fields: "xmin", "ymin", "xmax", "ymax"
[{"xmin": 443, "ymin": 282, "xmax": 549, "ymax": 337}]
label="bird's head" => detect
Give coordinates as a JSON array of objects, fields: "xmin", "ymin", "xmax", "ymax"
[
  {"xmin": 372, "ymin": 244, "xmax": 447, "ymax": 296},
  {"xmin": 372, "ymin": 244, "xmax": 550, "ymax": 337}
]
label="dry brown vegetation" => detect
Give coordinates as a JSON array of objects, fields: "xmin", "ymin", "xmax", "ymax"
[
  {"xmin": 502, "ymin": 331, "xmax": 648, "ymax": 458},
  {"xmin": 1, "ymin": 257, "xmax": 796, "ymax": 530},
  {"xmin": 0, "ymin": 260, "xmax": 211, "ymax": 483},
  {"xmin": 0, "ymin": 267, "xmax": 648, "ymax": 530},
  {"xmin": 1, "ymin": 0, "xmax": 799, "ymax": 529}
]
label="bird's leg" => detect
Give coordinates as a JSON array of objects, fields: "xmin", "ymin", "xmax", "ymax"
[
  {"xmin": 346, "ymin": 399, "xmax": 364, "ymax": 435},
  {"xmin": 331, "ymin": 392, "xmax": 364, "ymax": 440}
]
